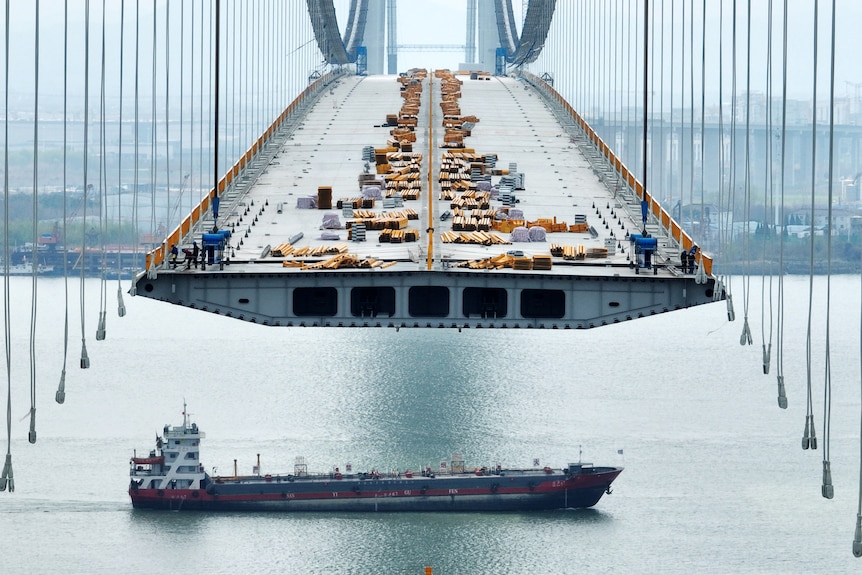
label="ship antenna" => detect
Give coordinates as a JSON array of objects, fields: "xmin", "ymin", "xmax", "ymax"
[
  {"xmin": 579, "ymin": 445, "xmax": 582, "ymax": 463},
  {"xmin": 182, "ymin": 398, "xmax": 188, "ymax": 429}
]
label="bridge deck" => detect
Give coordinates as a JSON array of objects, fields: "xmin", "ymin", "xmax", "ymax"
[
  {"xmin": 136, "ymin": 72, "xmax": 721, "ymax": 329},
  {"xmin": 215, "ymin": 74, "xmax": 656, "ymax": 276}
]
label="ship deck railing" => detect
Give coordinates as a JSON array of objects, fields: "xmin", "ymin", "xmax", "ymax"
[{"xmin": 211, "ymin": 467, "xmax": 568, "ymax": 484}]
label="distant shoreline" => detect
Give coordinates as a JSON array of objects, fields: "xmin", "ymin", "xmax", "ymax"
[{"xmin": 714, "ymin": 260, "xmax": 861, "ymax": 275}]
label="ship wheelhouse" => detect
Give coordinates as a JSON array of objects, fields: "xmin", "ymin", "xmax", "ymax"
[{"xmin": 130, "ymin": 408, "xmax": 207, "ymax": 491}]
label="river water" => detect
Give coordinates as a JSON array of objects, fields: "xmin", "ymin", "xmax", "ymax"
[{"xmin": 1, "ymin": 275, "xmax": 860, "ymax": 574}]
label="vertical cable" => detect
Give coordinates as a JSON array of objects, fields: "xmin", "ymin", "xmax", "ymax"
[
  {"xmin": 729, "ymin": 0, "xmax": 740, "ymax": 323},
  {"xmin": 131, "ymin": 0, "xmax": 140, "ymax": 289},
  {"xmin": 642, "ymin": 0, "xmax": 649, "ymax": 207},
  {"xmin": 658, "ymin": 0, "xmax": 664, "ymax": 201},
  {"xmin": 739, "ymin": 0, "xmax": 753, "ymax": 348},
  {"xmin": 117, "ymin": 0, "xmax": 127, "ymax": 316},
  {"xmin": 820, "ymin": 0, "xmax": 836, "ymax": 500},
  {"xmin": 150, "ymin": 0, "xmax": 157, "ymax": 252},
  {"xmin": 213, "ymin": 0, "xmax": 220, "ymax": 221},
  {"xmin": 679, "ymin": 0, "xmax": 685, "ymax": 230},
  {"xmin": 179, "ymin": 0, "xmax": 185, "ymax": 228},
  {"xmin": 189, "ymin": 0, "xmax": 195, "ymax": 219},
  {"xmin": 670, "ymin": 0, "xmax": 675, "ymax": 212},
  {"xmin": 853, "ymin": 0, "xmax": 862, "ymax": 553},
  {"xmin": 230, "ymin": 0, "xmax": 236, "ymax": 191},
  {"xmin": 96, "ymin": 0, "xmax": 108, "ymax": 342},
  {"xmin": 718, "ymin": 0, "xmax": 735, "ymax": 321},
  {"xmin": 635, "ymin": 0, "xmax": 640, "ymax": 180},
  {"xmin": 56, "ymin": 0, "xmax": 70, "ymax": 403},
  {"xmin": 688, "ymin": 0, "xmax": 694, "ymax": 240},
  {"xmin": 855, "ymin": 258, "xmax": 862, "ymax": 555},
  {"xmin": 855, "ymin": 164, "xmax": 862, "ymax": 555},
  {"xmin": 79, "ymin": 0, "xmax": 91, "ymax": 369},
  {"xmin": 699, "ymin": 0, "xmax": 706, "ymax": 252},
  {"xmin": 1, "ymin": 0, "xmax": 13, "ymax": 493},
  {"xmin": 761, "ymin": 0, "xmax": 774, "ymax": 376},
  {"xmin": 164, "ymin": 0, "xmax": 171, "ymax": 233},
  {"xmin": 803, "ymin": 0, "xmax": 819, "ymax": 452},
  {"xmin": 28, "ymin": 0, "xmax": 41, "ymax": 444},
  {"xmin": 775, "ymin": 0, "xmax": 788, "ymax": 409},
  {"xmin": 199, "ymin": 0, "xmax": 205, "ymax": 214}
]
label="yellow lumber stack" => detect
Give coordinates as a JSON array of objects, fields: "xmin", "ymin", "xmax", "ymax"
[
  {"xmin": 491, "ymin": 219, "xmax": 526, "ymax": 233},
  {"xmin": 439, "ymin": 231, "xmax": 509, "ymax": 245}
]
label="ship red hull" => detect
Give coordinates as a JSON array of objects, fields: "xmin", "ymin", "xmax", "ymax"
[{"xmin": 129, "ymin": 468, "xmax": 621, "ymax": 512}]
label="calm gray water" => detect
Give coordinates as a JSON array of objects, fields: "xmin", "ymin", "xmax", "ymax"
[{"xmin": 1, "ymin": 275, "xmax": 860, "ymax": 574}]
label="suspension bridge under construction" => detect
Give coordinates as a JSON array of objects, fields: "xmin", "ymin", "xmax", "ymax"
[{"xmin": 0, "ymin": 0, "xmax": 860, "ymax": 559}]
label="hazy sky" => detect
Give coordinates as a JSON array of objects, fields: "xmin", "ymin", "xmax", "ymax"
[
  {"xmin": 2, "ymin": 1, "xmax": 860, "ymax": 111},
  {"xmin": 334, "ymin": 0, "xmax": 522, "ymax": 72}
]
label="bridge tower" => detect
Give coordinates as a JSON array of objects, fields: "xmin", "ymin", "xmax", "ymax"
[
  {"xmin": 360, "ymin": 0, "xmax": 507, "ymax": 75},
  {"xmin": 476, "ymin": 0, "xmax": 502, "ymax": 73},
  {"xmin": 386, "ymin": 0, "xmax": 398, "ymax": 73},
  {"xmin": 364, "ymin": 0, "xmax": 386, "ymax": 75},
  {"xmin": 466, "ymin": 0, "xmax": 477, "ymax": 64}
]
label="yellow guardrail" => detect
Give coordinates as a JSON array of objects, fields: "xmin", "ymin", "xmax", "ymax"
[
  {"xmin": 147, "ymin": 71, "xmax": 342, "ymax": 270},
  {"xmin": 520, "ymin": 71, "xmax": 713, "ymax": 276}
]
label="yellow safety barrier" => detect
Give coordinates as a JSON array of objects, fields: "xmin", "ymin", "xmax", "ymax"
[
  {"xmin": 147, "ymin": 71, "xmax": 341, "ymax": 269},
  {"xmin": 520, "ymin": 71, "xmax": 713, "ymax": 276}
]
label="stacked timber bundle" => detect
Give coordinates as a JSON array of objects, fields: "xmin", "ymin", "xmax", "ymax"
[
  {"xmin": 512, "ymin": 257, "xmax": 533, "ymax": 270},
  {"xmin": 532, "ymin": 255, "xmax": 553, "ymax": 270},
  {"xmin": 337, "ymin": 197, "xmax": 375, "ymax": 210},
  {"xmin": 394, "ymin": 70, "xmax": 426, "ymax": 139},
  {"xmin": 436, "ymin": 70, "xmax": 469, "ymax": 148},
  {"xmin": 550, "ymin": 244, "xmax": 587, "ymax": 260},
  {"xmin": 447, "ymin": 192, "xmax": 491, "ymax": 211},
  {"xmin": 453, "ymin": 252, "xmax": 545, "ymax": 271},
  {"xmin": 438, "ymin": 151, "xmax": 490, "ymax": 192},
  {"xmin": 439, "ymin": 230, "xmax": 509, "ymax": 246},
  {"xmin": 344, "ymin": 209, "xmax": 419, "ymax": 233},
  {"xmin": 273, "ymin": 242, "xmax": 350, "ymax": 258},
  {"xmin": 527, "ymin": 217, "xmax": 568, "ymax": 233},
  {"xmin": 385, "ymin": 158, "xmax": 422, "ymax": 197},
  {"xmin": 377, "ymin": 151, "xmax": 423, "ymax": 200},
  {"xmin": 450, "ymin": 208, "xmax": 495, "ymax": 232},
  {"xmin": 586, "ymin": 247, "xmax": 609, "ymax": 258},
  {"xmin": 491, "ymin": 219, "xmax": 526, "ymax": 233},
  {"xmin": 454, "ymin": 254, "xmax": 515, "ymax": 270},
  {"xmin": 379, "ymin": 228, "xmax": 419, "ymax": 243},
  {"xmin": 297, "ymin": 253, "xmax": 398, "ymax": 270},
  {"xmin": 546, "ymin": 244, "xmax": 608, "ymax": 260}
]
